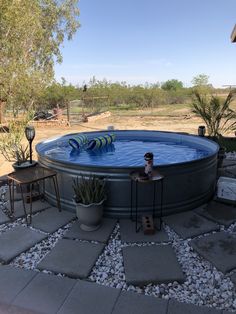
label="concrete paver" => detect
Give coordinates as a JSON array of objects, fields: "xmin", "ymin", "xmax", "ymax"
[
  {"xmin": 119, "ymin": 219, "xmax": 169, "ymax": 243},
  {"xmin": 58, "ymin": 280, "xmax": 120, "ymax": 314},
  {"xmin": 37, "ymin": 238, "xmax": 105, "ymax": 278},
  {"xmin": 64, "ymin": 218, "xmax": 117, "ymax": 243},
  {"xmin": 31, "ymin": 207, "xmax": 75, "ymax": 233},
  {"xmin": 0, "ymin": 266, "xmax": 36, "ymax": 304},
  {"xmin": 0, "ymin": 210, "xmax": 10, "ymax": 225},
  {"xmin": 6, "ymin": 200, "xmax": 50, "ymax": 219},
  {"xmin": 12, "ymin": 272, "xmax": 76, "ymax": 314},
  {"xmin": 163, "ymin": 211, "xmax": 219, "ymax": 239},
  {"xmin": 5, "ymin": 190, "xmax": 22, "ymax": 202},
  {"xmin": 167, "ymin": 299, "xmax": 222, "ymax": 313},
  {"xmin": 0, "ymin": 302, "xmax": 43, "ymax": 314},
  {"xmin": 112, "ymin": 290, "xmax": 168, "ymax": 314},
  {"xmin": 191, "ymin": 232, "xmax": 236, "ymax": 274},
  {"xmin": 0, "ymin": 226, "xmax": 47, "ymax": 263},
  {"xmin": 122, "ymin": 244, "xmax": 185, "ymax": 286},
  {"xmin": 196, "ymin": 201, "xmax": 236, "ymax": 227}
]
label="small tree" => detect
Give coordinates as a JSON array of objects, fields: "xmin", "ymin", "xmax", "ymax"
[
  {"xmin": 0, "ymin": 0, "xmax": 80, "ymax": 114},
  {"xmin": 191, "ymin": 74, "xmax": 209, "ymax": 87},
  {"xmin": 192, "ymin": 90, "xmax": 236, "ymax": 137},
  {"xmin": 161, "ymin": 79, "xmax": 183, "ymax": 91}
]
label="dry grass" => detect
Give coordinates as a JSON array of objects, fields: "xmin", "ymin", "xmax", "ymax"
[{"xmin": 1, "ymin": 103, "xmax": 235, "ymax": 177}]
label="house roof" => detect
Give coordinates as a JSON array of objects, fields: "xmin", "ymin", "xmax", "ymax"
[{"xmin": 231, "ymin": 24, "xmax": 236, "ymax": 42}]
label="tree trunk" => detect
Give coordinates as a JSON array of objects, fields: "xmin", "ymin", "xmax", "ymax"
[{"xmin": 0, "ymin": 101, "xmax": 5, "ymax": 124}]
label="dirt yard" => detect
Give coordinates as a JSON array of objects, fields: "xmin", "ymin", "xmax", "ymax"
[{"xmin": 0, "ymin": 110, "xmax": 211, "ymax": 177}]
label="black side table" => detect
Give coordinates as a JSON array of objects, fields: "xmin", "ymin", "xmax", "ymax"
[{"xmin": 130, "ymin": 170, "xmax": 164, "ymax": 232}]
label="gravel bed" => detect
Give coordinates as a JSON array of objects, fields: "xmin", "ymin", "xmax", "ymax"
[
  {"xmin": 89, "ymin": 223, "xmax": 236, "ymax": 312},
  {"xmin": 0, "ymin": 186, "xmax": 236, "ymax": 312},
  {"xmin": 10, "ymin": 222, "xmax": 73, "ymax": 270},
  {"xmin": 225, "ymin": 153, "xmax": 236, "ymax": 160}
]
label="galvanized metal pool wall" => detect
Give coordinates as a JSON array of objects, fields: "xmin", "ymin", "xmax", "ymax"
[{"xmin": 36, "ymin": 130, "xmax": 219, "ymax": 217}]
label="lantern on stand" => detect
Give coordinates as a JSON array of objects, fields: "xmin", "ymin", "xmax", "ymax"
[{"xmin": 25, "ymin": 126, "xmax": 35, "ymax": 164}]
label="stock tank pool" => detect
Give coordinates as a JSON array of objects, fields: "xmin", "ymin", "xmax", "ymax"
[{"xmin": 36, "ymin": 130, "xmax": 219, "ymax": 217}]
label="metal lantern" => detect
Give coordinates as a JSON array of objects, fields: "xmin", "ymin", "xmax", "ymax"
[
  {"xmin": 25, "ymin": 126, "xmax": 35, "ymax": 164},
  {"xmin": 198, "ymin": 125, "xmax": 206, "ymax": 137}
]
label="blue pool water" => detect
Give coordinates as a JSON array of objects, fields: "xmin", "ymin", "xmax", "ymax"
[{"xmin": 42, "ymin": 137, "xmax": 211, "ymax": 167}]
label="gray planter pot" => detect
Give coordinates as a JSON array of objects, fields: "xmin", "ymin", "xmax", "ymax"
[
  {"xmin": 75, "ymin": 199, "xmax": 104, "ymax": 231},
  {"xmin": 12, "ymin": 160, "xmax": 37, "ymax": 171}
]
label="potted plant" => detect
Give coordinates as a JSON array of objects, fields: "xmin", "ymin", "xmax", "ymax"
[
  {"xmin": 0, "ymin": 115, "xmax": 37, "ymax": 170},
  {"xmin": 73, "ymin": 174, "xmax": 106, "ymax": 231},
  {"xmin": 12, "ymin": 144, "xmax": 37, "ymax": 170}
]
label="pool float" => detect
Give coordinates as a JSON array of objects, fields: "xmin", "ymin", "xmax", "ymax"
[
  {"xmin": 86, "ymin": 134, "xmax": 115, "ymax": 150},
  {"xmin": 68, "ymin": 134, "xmax": 88, "ymax": 150}
]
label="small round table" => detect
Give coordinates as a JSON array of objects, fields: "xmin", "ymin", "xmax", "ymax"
[{"xmin": 130, "ymin": 170, "xmax": 164, "ymax": 232}]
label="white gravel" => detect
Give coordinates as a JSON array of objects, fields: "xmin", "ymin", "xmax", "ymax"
[
  {"xmin": 89, "ymin": 223, "xmax": 236, "ymax": 312},
  {"xmin": 0, "ymin": 185, "xmax": 236, "ymax": 312}
]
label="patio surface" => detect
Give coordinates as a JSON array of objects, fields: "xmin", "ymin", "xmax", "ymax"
[{"xmin": 0, "ymin": 185, "xmax": 236, "ymax": 312}]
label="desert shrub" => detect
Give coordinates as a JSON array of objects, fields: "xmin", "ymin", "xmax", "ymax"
[{"xmin": 192, "ymin": 90, "xmax": 236, "ymax": 137}]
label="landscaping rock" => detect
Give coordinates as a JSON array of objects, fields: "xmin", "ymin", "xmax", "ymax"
[{"xmin": 230, "ymin": 272, "xmax": 236, "ymax": 285}]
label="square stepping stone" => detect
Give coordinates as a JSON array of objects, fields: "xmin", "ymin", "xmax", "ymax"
[
  {"xmin": 64, "ymin": 218, "xmax": 117, "ymax": 243},
  {"xmin": 112, "ymin": 291, "xmax": 168, "ymax": 314},
  {"xmin": 57, "ymin": 279, "xmax": 120, "ymax": 314},
  {"xmin": 163, "ymin": 211, "xmax": 219, "ymax": 239},
  {"xmin": 0, "ymin": 266, "xmax": 36, "ymax": 303},
  {"xmin": 222, "ymin": 159, "xmax": 236, "ymax": 168},
  {"xmin": 6, "ymin": 200, "xmax": 50, "ymax": 219},
  {"xmin": 31, "ymin": 207, "xmax": 75, "ymax": 233},
  {"xmin": 12, "ymin": 272, "xmax": 75, "ymax": 314},
  {"xmin": 0, "ymin": 210, "xmax": 10, "ymax": 225},
  {"xmin": 196, "ymin": 201, "xmax": 236, "ymax": 227},
  {"xmin": 122, "ymin": 244, "xmax": 185, "ymax": 286},
  {"xmin": 5, "ymin": 189, "xmax": 22, "ymax": 202},
  {"xmin": 0, "ymin": 226, "xmax": 47, "ymax": 263},
  {"xmin": 37, "ymin": 238, "xmax": 105, "ymax": 278},
  {"xmin": 167, "ymin": 299, "xmax": 222, "ymax": 313},
  {"xmin": 191, "ymin": 232, "xmax": 236, "ymax": 274},
  {"xmin": 120, "ymin": 219, "xmax": 169, "ymax": 243},
  {"xmin": 0, "ymin": 303, "xmax": 41, "ymax": 314}
]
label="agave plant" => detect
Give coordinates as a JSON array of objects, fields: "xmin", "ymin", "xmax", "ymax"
[
  {"xmin": 73, "ymin": 174, "xmax": 106, "ymax": 205},
  {"xmin": 192, "ymin": 90, "xmax": 236, "ymax": 137}
]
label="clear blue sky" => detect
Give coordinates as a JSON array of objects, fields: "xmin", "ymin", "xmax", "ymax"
[{"xmin": 55, "ymin": 0, "xmax": 236, "ymax": 88}]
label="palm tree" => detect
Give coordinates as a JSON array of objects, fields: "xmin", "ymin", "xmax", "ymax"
[{"xmin": 192, "ymin": 90, "xmax": 236, "ymax": 137}]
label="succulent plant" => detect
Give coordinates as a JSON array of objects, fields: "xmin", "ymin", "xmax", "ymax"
[{"xmin": 73, "ymin": 174, "xmax": 106, "ymax": 205}]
